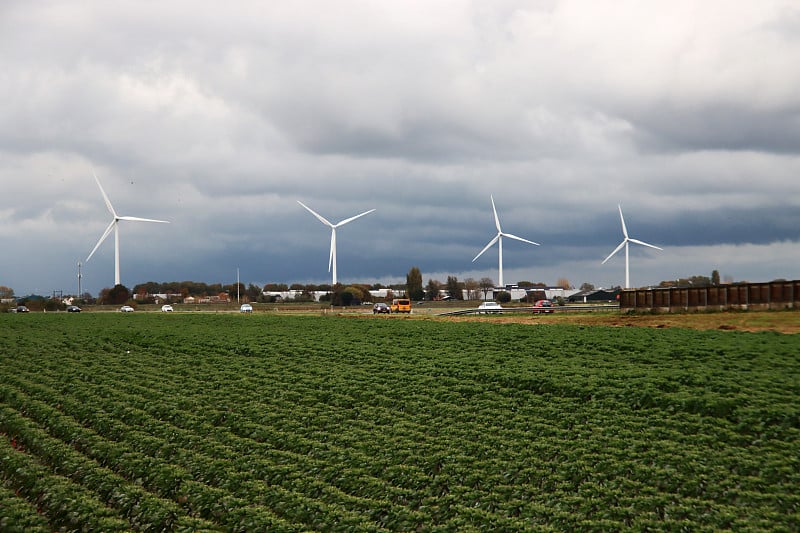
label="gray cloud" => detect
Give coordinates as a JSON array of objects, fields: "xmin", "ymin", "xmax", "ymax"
[{"xmin": 1, "ymin": 1, "xmax": 799, "ymax": 296}]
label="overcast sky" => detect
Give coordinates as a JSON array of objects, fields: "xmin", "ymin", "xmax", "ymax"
[{"xmin": 2, "ymin": 1, "xmax": 799, "ymax": 297}]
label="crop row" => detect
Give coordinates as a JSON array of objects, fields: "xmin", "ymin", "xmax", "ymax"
[
  {"xmin": 1, "ymin": 313, "xmax": 799, "ymax": 530},
  {"xmin": 5, "ymin": 367, "xmax": 795, "ymax": 530},
  {"xmin": 0, "ymin": 479, "xmax": 51, "ymax": 533}
]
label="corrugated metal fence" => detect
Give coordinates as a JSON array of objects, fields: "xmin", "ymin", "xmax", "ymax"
[{"xmin": 620, "ymin": 280, "xmax": 800, "ymax": 312}]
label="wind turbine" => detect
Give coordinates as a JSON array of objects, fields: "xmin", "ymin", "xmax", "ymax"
[
  {"xmin": 472, "ymin": 195, "xmax": 539, "ymax": 288},
  {"xmin": 602, "ymin": 204, "xmax": 663, "ymax": 289},
  {"xmin": 86, "ymin": 172, "xmax": 169, "ymax": 287},
  {"xmin": 297, "ymin": 201, "xmax": 375, "ymax": 286}
]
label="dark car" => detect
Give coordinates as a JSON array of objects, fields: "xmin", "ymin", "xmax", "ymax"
[
  {"xmin": 66, "ymin": 305, "xmax": 82, "ymax": 312},
  {"xmin": 14, "ymin": 305, "xmax": 30, "ymax": 313},
  {"xmin": 373, "ymin": 302, "xmax": 391, "ymax": 314},
  {"xmin": 533, "ymin": 299, "xmax": 553, "ymax": 313}
]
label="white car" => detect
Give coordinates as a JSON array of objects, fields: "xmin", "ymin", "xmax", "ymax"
[
  {"xmin": 161, "ymin": 304, "xmax": 174, "ymax": 312},
  {"xmin": 119, "ymin": 305, "xmax": 135, "ymax": 312},
  {"xmin": 240, "ymin": 303, "xmax": 253, "ymax": 313},
  {"xmin": 477, "ymin": 301, "xmax": 503, "ymax": 314}
]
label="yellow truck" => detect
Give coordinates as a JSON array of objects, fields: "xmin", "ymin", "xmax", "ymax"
[{"xmin": 390, "ymin": 298, "xmax": 412, "ymax": 313}]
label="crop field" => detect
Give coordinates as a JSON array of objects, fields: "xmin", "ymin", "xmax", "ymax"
[{"xmin": 1, "ymin": 313, "xmax": 799, "ymax": 531}]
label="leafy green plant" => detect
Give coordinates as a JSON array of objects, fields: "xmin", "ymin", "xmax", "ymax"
[{"xmin": 1, "ymin": 313, "xmax": 798, "ymax": 530}]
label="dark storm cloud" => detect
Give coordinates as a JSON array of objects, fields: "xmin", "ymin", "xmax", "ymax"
[
  {"xmin": 1, "ymin": 1, "xmax": 798, "ymax": 296},
  {"xmin": 631, "ymin": 105, "xmax": 800, "ymax": 154}
]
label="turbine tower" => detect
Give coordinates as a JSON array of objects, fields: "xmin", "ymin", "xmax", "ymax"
[
  {"xmin": 86, "ymin": 172, "xmax": 169, "ymax": 287},
  {"xmin": 297, "ymin": 201, "xmax": 375, "ymax": 286},
  {"xmin": 472, "ymin": 195, "xmax": 539, "ymax": 288},
  {"xmin": 602, "ymin": 204, "xmax": 663, "ymax": 289}
]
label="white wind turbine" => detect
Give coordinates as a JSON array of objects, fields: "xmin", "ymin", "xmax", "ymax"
[
  {"xmin": 297, "ymin": 201, "xmax": 375, "ymax": 286},
  {"xmin": 472, "ymin": 195, "xmax": 539, "ymax": 288},
  {"xmin": 602, "ymin": 204, "xmax": 663, "ymax": 289},
  {"xmin": 86, "ymin": 172, "xmax": 170, "ymax": 287}
]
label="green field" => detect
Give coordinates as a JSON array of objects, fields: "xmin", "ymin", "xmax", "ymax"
[{"xmin": 1, "ymin": 313, "xmax": 798, "ymax": 531}]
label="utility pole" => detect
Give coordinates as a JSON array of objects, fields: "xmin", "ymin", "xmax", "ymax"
[{"xmin": 77, "ymin": 262, "xmax": 82, "ymax": 299}]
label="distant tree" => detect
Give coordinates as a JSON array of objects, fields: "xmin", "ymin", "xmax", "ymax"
[
  {"xmin": 223, "ymin": 282, "xmax": 245, "ymax": 301},
  {"xmin": 44, "ymin": 298, "xmax": 62, "ymax": 312},
  {"xmin": 496, "ymin": 291, "xmax": 511, "ymax": 303},
  {"xmin": 425, "ymin": 279, "xmax": 441, "ymax": 301},
  {"xmin": 479, "ymin": 277, "xmax": 494, "ymax": 300},
  {"xmin": 580, "ymin": 282, "xmax": 595, "ymax": 292},
  {"xmin": 340, "ymin": 291, "xmax": 355, "ymax": 306},
  {"xmin": 463, "ymin": 278, "xmax": 479, "ymax": 300},
  {"xmin": 445, "ymin": 276, "xmax": 463, "ymax": 300},
  {"xmin": 244, "ymin": 284, "xmax": 260, "ymax": 302},
  {"xmin": 556, "ymin": 278, "xmax": 572, "ymax": 290},
  {"xmin": 332, "ymin": 285, "xmax": 365, "ymax": 306},
  {"xmin": 354, "ymin": 285, "xmax": 371, "ymax": 302},
  {"xmin": 679, "ymin": 276, "xmax": 711, "ymax": 287},
  {"xmin": 406, "ymin": 267, "xmax": 424, "ymax": 300},
  {"xmin": 0, "ymin": 286, "xmax": 14, "ymax": 299},
  {"xmin": 516, "ymin": 281, "xmax": 535, "ymax": 288},
  {"xmin": 328, "ymin": 283, "xmax": 343, "ymax": 305},
  {"xmin": 664, "ymin": 275, "xmax": 712, "ymax": 288},
  {"xmin": 100, "ymin": 284, "xmax": 130, "ymax": 305},
  {"xmin": 292, "ymin": 289, "xmax": 314, "ymax": 302},
  {"xmin": 711, "ymin": 270, "xmax": 720, "ymax": 286}
]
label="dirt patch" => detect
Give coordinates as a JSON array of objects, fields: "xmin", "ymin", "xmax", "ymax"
[{"xmin": 436, "ymin": 310, "xmax": 800, "ymax": 334}]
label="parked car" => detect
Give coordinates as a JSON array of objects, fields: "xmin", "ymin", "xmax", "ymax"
[
  {"xmin": 119, "ymin": 305, "xmax": 134, "ymax": 312},
  {"xmin": 373, "ymin": 302, "xmax": 391, "ymax": 314},
  {"xmin": 11, "ymin": 305, "xmax": 30, "ymax": 313},
  {"xmin": 533, "ymin": 299, "xmax": 553, "ymax": 313},
  {"xmin": 240, "ymin": 303, "xmax": 253, "ymax": 313},
  {"xmin": 161, "ymin": 304, "xmax": 174, "ymax": 312},
  {"xmin": 477, "ymin": 301, "xmax": 503, "ymax": 314},
  {"xmin": 66, "ymin": 305, "xmax": 82, "ymax": 313},
  {"xmin": 390, "ymin": 298, "xmax": 412, "ymax": 313}
]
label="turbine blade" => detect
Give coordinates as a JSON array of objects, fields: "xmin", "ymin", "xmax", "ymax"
[
  {"xmin": 117, "ymin": 216, "xmax": 170, "ymax": 224},
  {"xmin": 472, "ymin": 234, "xmax": 500, "ymax": 262},
  {"xmin": 602, "ymin": 240, "xmax": 626, "ymax": 264},
  {"xmin": 328, "ymin": 229, "xmax": 335, "ymax": 272},
  {"xmin": 618, "ymin": 204, "xmax": 629, "ymax": 238},
  {"xmin": 335, "ymin": 208, "xmax": 376, "ymax": 227},
  {"xmin": 93, "ymin": 171, "xmax": 117, "ymax": 218},
  {"xmin": 490, "ymin": 195, "xmax": 502, "ymax": 232},
  {"xmin": 86, "ymin": 219, "xmax": 116, "ymax": 262},
  {"xmin": 297, "ymin": 200, "xmax": 333, "ymax": 227},
  {"xmin": 629, "ymin": 238, "xmax": 663, "ymax": 251},
  {"xmin": 503, "ymin": 232, "xmax": 540, "ymax": 246}
]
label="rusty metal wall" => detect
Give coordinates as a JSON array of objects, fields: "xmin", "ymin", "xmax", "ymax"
[{"xmin": 620, "ymin": 281, "xmax": 799, "ymax": 311}]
